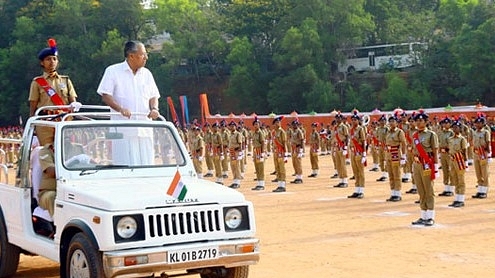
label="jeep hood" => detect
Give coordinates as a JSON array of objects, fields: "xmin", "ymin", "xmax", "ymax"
[{"xmin": 60, "ymin": 176, "xmax": 247, "ymax": 211}]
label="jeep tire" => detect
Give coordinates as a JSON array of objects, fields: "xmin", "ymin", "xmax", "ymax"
[
  {"xmin": 65, "ymin": 233, "xmax": 104, "ymax": 278},
  {"xmin": 200, "ymin": 266, "xmax": 249, "ymax": 278},
  {"xmin": 0, "ymin": 212, "xmax": 20, "ymax": 277}
]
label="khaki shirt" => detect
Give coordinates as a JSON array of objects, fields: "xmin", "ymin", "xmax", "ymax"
[
  {"xmin": 29, "ymin": 72, "xmax": 77, "ymax": 108},
  {"xmin": 350, "ymin": 125, "xmax": 366, "ymax": 154},
  {"xmin": 228, "ymin": 130, "xmax": 243, "ymax": 150},
  {"xmin": 413, "ymin": 129, "xmax": 438, "ymax": 155},
  {"xmin": 438, "ymin": 129, "xmax": 454, "ymax": 149},
  {"xmin": 472, "ymin": 129, "xmax": 490, "ymax": 149},
  {"xmin": 448, "ymin": 135, "xmax": 467, "ymax": 155},
  {"xmin": 192, "ymin": 134, "xmax": 204, "ymax": 156},
  {"xmin": 273, "ymin": 127, "xmax": 287, "ymax": 154},
  {"xmin": 252, "ymin": 129, "xmax": 265, "ymax": 151}
]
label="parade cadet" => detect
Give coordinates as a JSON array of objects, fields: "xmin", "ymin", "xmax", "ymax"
[
  {"xmin": 227, "ymin": 121, "xmax": 243, "ymax": 188},
  {"xmin": 471, "ymin": 115, "xmax": 491, "ymax": 199},
  {"xmin": 376, "ymin": 115, "xmax": 390, "ymax": 182},
  {"xmin": 333, "ymin": 112, "xmax": 350, "ymax": 188},
  {"xmin": 203, "ymin": 122, "xmax": 215, "ymax": 177},
  {"xmin": 29, "ymin": 38, "xmax": 81, "ymax": 145},
  {"xmin": 210, "ymin": 122, "xmax": 224, "ymax": 185},
  {"xmin": 385, "ymin": 115, "xmax": 407, "ymax": 202},
  {"xmin": 347, "ymin": 111, "xmax": 367, "ymax": 199},
  {"xmin": 368, "ymin": 120, "xmax": 380, "ymax": 172},
  {"xmin": 290, "ymin": 120, "xmax": 305, "ymax": 184},
  {"xmin": 399, "ymin": 112, "xmax": 413, "ymax": 183},
  {"xmin": 437, "ymin": 117, "xmax": 455, "ymax": 197},
  {"xmin": 319, "ymin": 123, "xmax": 328, "ymax": 155},
  {"xmin": 220, "ymin": 120, "xmax": 230, "ymax": 178},
  {"xmin": 308, "ymin": 122, "xmax": 321, "ymax": 177},
  {"xmin": 272, "ymin": 116, "xmax": 288, "ymax": 192},
  {"xmin": 447, "ymin": 120, "xmax": 468, "ymax": 207},
  {"xmin": 411, "ymin": 110, "xmax": 439, "ymax": 227},
  {"xmin": 238, "ymin": 120, "xmax": 250, "ymax": 178},
  {"xmin": 405, "ymin": 114, "xmax": 419, "ymax": 194},
  {"xmin": 329, "ymin": 120, "xmax": 340, "ymax": 178},
  {"xmin": 251, "ymin": 118, "xmax": 267, "ymax": 190},
  {"xmin": 191, "ymin": 126, "xmax": 205, "ymax": 178}
]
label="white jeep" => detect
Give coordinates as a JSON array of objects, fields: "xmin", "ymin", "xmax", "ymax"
[{"xmin": 0, "ymin": 105, "xmax": 259, "ymax": 278}]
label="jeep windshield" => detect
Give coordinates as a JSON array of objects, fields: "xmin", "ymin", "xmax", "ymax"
[{"xmin": 61, "ymin": 124, "xmax": 186, "ymax": 170}]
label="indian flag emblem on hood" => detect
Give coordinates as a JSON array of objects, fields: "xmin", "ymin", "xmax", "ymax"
[{"xmin": 167, "ymin": 170, "xmax": 188, "ymax": 200}]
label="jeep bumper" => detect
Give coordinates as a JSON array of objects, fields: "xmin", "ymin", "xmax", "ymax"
[{"xmin": 102, "ymin": 238, "xmax": 260, "ymax": 278}]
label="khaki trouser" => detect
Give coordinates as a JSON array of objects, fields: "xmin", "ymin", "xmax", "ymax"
[
  {"xmin": 413, "ymin": 162, "xmax": 435, "ymax": 210},
  {"xmin": 387, "ymin": 159, "xmax": 402, "ymax": 190},
  {"xmin": 193, "ymin": 157, "xmax": 203, "ymax": 175},
  {"xmin": 449, "ymin": 159, "xmax": 466, "ymax": 194},
  {"xmin": 213, "ymin": 156, "xmax": 222, "ymax": 178},
  {"xmin": 275, "ymin": 153, "xmax": 286, "ymax": 182},
  {"xmin": 350, "ymin": 153, "xmax": 364, "ymax": 186},
  {"xmin": 335, "ymin": 149, "xmax": 348, "ymax": 178},
  {"xmin": 474, "ymin": 154, "xmax": 489, "ymax": 187},
  {"xmin": 38, "ymin": 190, "xmax": 56, "ymax": 217},
  {"xmin": 440, "ymin": 152, "xmax": 451, "ymax": 185},
  {"xmin": 310, "ymin": 152, "xmax": 319, "ymax": 170}
]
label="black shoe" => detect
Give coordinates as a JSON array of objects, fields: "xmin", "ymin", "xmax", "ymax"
[
  {"xmin": 348, "ymin": 193, "xmax": 364, "ymax": 199},
  {"xmin": 222, "ymin": 174, "xmax": 229, "ymax": 178},
  {"xmin": 251, "ymin": 186, "xmax": 265, "ymax": 191},
  {"xmin": 468, "ymin": 161, "xmax": 473, "ymax": 166},
  {"xmin": 350, "ymin": 176, "xmax": 355, "ymax": 180},
  {"xmin": 376, "ymin": 176, "xmax": 387, "ymax": 182},
  {"xmin": 424, "ymin": 219, "xmax": 435, "ymax": 226},
  {"xmin": 292, "ymin": 173, "xmax": 296, "ymax": 176},
  {"xmin": 271, "ymin": 179, "xmax": 278, "ymax": 183},
  {"xmin": 308, "ymin": 173, "xmax": 317, "ymax": 178},
  {"xmin": 369, "ymin": 167, "xmax": 379, "ymax": 172},
  {"xmin": 215, "ymin": 181, "xmax": 224, "ymax": 185},
  {"xmin": 406, "ymin": 188, "xmax": 418, "ymax": 194},
  {"xmin": 330, "ymin": 174, "xmax": 339, "ymax": 179},
  {"xmin": 270, "ymin": 171, "xmax": 277, "ymax": 175},
  {"xmin": 386, "ymin": 196, "xmax": 402, "ymax": 202},
  {"xmin": 290, "ymin": 179, "xmax": 303, "ymax": 184},
  {"xmin": 411, "ymin": 218, "xmax": 425, "ymax": 225},
  {"xmin": 402, "ymin": 178, "xmax": 410, "ymax": 183},
  {"xmin": 448, "ymin": 201, "xmax": 465, "ymax": 208},
  {"xmin": 229, "ymin": 183, "xmax": 240, "ymax": 189},
  {"xmin": 438, "ymin": 191, "xmax": 454, "ymax": 197},
  {"xmin": 472, "ymin": 192, "xmax": 487, "ymax": 199},
  {"xmin": 333, "ymin": 183, "xmax": 348, "ymax": 188},
  {"xmin": 414, "ymin": 200, "xmax": 420, "ymax": 204},
  {"xmin": 204, "ymin": 173, "xmax": 213, "ymax": 177},
  {"xmin": 272, "ymin": 187, "xmax": 286, "ymax": 192},
  {"xmin": 345, "ymin": 161, "xmax": 350, "ymax": 165}
]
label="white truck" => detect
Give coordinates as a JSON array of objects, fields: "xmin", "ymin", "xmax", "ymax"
[{"xmin": 0, "ymin": 106, "xmax": 259, "ymax": 278}]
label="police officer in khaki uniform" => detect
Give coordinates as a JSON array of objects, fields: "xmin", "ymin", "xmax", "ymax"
[
  {"xmin": 333, "ymin": 113, "xmax": 349, "ymax": 188},
  {"xmin": 220, "ymin": 120, "xmax": 230, "ymax": 178},
  {"xmin": 438, "ymin": 117, "xmax": 455, "ymax": 196},
  {"xmin": 211, "ymin": 122, "xmax": 224, "ymax": 184},
  {"xmin": 272, "ymin": 116, "xmax": 288, "ymax": 192},
  {"xmin": 29, "ymin": 38, "xmax": 79, "ymax": 146},
  {"xmin": 308, "ymin": 122, "xmax": 321, "ymax": 177},
  {"xmin": 191, "ymin": 126, "xmax": 205, "ymax": 178},
  {"xmin": 347, "ymin": 111, "xmax": 367, "ymax": 198},
  {"xmin": 203, "ymin": 123, "xmax": 215, "ymax": 177},
  {"xmin": 411, "ymin": 111, "xmax": 439, "ymax": 227},
  {"xmin": 290, "ymin": 120, "xmax": 305, "ymax": 184},
  {"xmin": 228, "ymin": 121, "xmax": 243, "ymax": 188},
  {"xmin": 472, "ymin": 115, "xmax": 491, "ymax": 199},
  {"xmin": 376, "ymin": 115, "xmax": 389, "ymax": 181},
  {"xmin": 251, "ymin": 118, "xmax": 267, "ymax": 190},
  {"xmin": 385, "ymin": 115, "xmax": 407, "ymax": 202},
  {"xmin": 447, "ymin": 121, "xmax": 468, "ymax": 207}
]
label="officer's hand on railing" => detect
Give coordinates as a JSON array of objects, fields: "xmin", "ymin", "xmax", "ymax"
[{"xmin": 70, "ymin": 101, "xmax": 82, "ymax": 112}]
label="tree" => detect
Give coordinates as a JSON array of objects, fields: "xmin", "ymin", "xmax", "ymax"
[{"xmin": 380, "ymin": 72, "xmax": 432, "ymax": 110}]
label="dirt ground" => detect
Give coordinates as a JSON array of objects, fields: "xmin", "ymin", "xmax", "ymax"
[{"xmin": 14, "ymin": 152, "xmax": 495, "ymax": 278}]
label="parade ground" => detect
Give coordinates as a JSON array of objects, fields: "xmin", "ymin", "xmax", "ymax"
[{"xmin": 13, "ymin": 152, "xmax": 495, "ymax": 277}]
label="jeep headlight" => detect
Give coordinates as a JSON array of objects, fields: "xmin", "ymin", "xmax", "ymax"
[
  {"xmin": 117, "ymin": 216, "xmax": 137, "ymax": 238},
  {"xmin": 113, "ymin": 215, "xmax": 145, "ymax": 243},
  {"xmin": 223, "ymin": 206, "xmax": 250, "ymax": 231}
]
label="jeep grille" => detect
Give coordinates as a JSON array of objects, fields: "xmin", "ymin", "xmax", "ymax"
[{"xmin": 148, "ymin": 209, "xmax": 221, "ymax": 237}]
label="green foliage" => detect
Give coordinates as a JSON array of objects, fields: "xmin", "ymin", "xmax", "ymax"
[{"xmin": 380, "ymin": 72, "xmax": 432, "ymax": 110}]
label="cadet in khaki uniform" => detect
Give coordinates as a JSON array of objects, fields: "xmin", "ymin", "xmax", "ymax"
[
  {"xmin": 438, "ymin": 117, "xmax": 455, "ymax": 196},
  {"xmin": 447, "ymin": 121, "xmax": 468, "ymax": 207},
  {"xmin": 191, "ymin": 126, "xmax": 205, "ymax": 178},
  {"xmin": 385, "ymin": 115, "xmax": 407, "ymax": 202},
  {"xmin": 29, "ymin": 39, "xmax": 79, "ymax": 146},
  {"xmin": 368, "ymin": 121, "xmax": 380, "ymax": 172},
  {"xmin": 376, "ymin": 115, "xmax": 389, "ymax": 181},
  {"xmin": 228, "ymin": 121, "xmax": 243, "ymax": 188},
  {"xmin": 203, "ymin": 123, "xmax": 214, "ymax": 177},
  {"xmin": 399, "ymin": 113, "xmax": 413, "ymax": 182},
  {"xmin": 290, "ymin": 120, "xmax": 305, "ymax": 184},
  {"xmin": 251, "ymin": 118, "xmax": 267, "ymax": 190},
  {"xmin": 220, "ymin": 120, "xmax": 230, "ymax": 178},
  {"xmin": 308, "ymin": 122, "xmax": 321, "ymax": 177},
  {"xmin": 411, "ymin": 111, "xmax": 439, "ymax": 227},
  {"xmin": 405, "ymin": 116, "xmax": 418, "ymax": 194},
  {"xmin": 472, "ymin": 115, "xmax": 491, "ymax": 199},
  {"xmin": 347, "ymin": 112, "xmax": 367, "ymax": 198},
  {"xmin": 333, "ymin": 113, "xmax": 349, "ymax": 188},
  {"xmin": 272, "ymin": 116, "xmax": 288, "ymax": 192},
  {"xmin": 211, "ymin": 122, "xmax": 224, "ymax": 184}
]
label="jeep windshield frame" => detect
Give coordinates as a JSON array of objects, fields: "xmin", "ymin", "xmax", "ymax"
[{"xmin": 60, "ymin": 122, "xmax": 186, "ymax": 171}]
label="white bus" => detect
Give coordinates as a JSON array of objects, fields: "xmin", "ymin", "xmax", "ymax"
[{"xmin": 337, "ymin": 42, "xmax": 427, "ymax": 73}]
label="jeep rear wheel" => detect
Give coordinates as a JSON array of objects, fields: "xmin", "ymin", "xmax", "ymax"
[
  {"xmin": 200, "ymin": 266, "xmax": 249, "ymax": 278},
  {"xmin": 65, "ymin": 233, "xmax": 104, "ymax": 278},
  {"xmin": 0, "ymin": 214, "xmax": 20, "ymax": 277}
]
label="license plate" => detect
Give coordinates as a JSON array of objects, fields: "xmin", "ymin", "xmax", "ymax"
[{"xmin": 168, "ymin": 247, "xmax": 219, "ymax": 263}]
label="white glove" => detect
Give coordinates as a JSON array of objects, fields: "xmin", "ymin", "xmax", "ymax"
[
  {"xmin": 65, "ymin": 154, "xmax": 91, "ymax": 166},
  {"xmin": 220, "ymin": 155, "xmax": 225, "ymax": 161},
  {"xmin": 400, "ymin": 154, "xmax": 406, "ymax": 166},
  {"xmin": 361, "ymin": 156, "xmax": 366, "ymax": 164},
  {"xmin": 70, "ymin": 101, "xmax": 82, "ymax": 112},
  {"xmin": 198, "ymin": 156, "xmax": 203, "ymax": 161},
  {"xmin": 297, "ymin": 151, "xmax": 303, "ymax": 158},
  {"xmin": 488, "ymin": 153, "xmax": 492, "ymax": 163},
  {"xmin": 465, "ymin": 161, "xmax": 469, "ymax": 170},
  {"xmin": 342, "ymin": 150, "xmax": 348, "ymax": 156},
  {"xmin": 285, "ymin": 152, "xmax": 290, "ymax": 157},
  {"xmin": 434, "ymin": 163, "xmax": 440, "ymax": 179}
]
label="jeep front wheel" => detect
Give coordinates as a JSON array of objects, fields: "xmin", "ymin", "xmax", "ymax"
[
  {"xmin": 200, "ymin": 266, "xmax": 249, "ymax": 278},
  {"xmin": 0, "ymin": 213, "xmax": 20, "ymax": 277},
  {"xmin": 65, "ymin": 233, "xmax": 104, "ymax": 278}
]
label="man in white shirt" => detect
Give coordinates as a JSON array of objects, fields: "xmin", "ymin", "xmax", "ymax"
[{"xmin": 96, "ymin": 41, "xmax": 161, "ymax": 165}]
